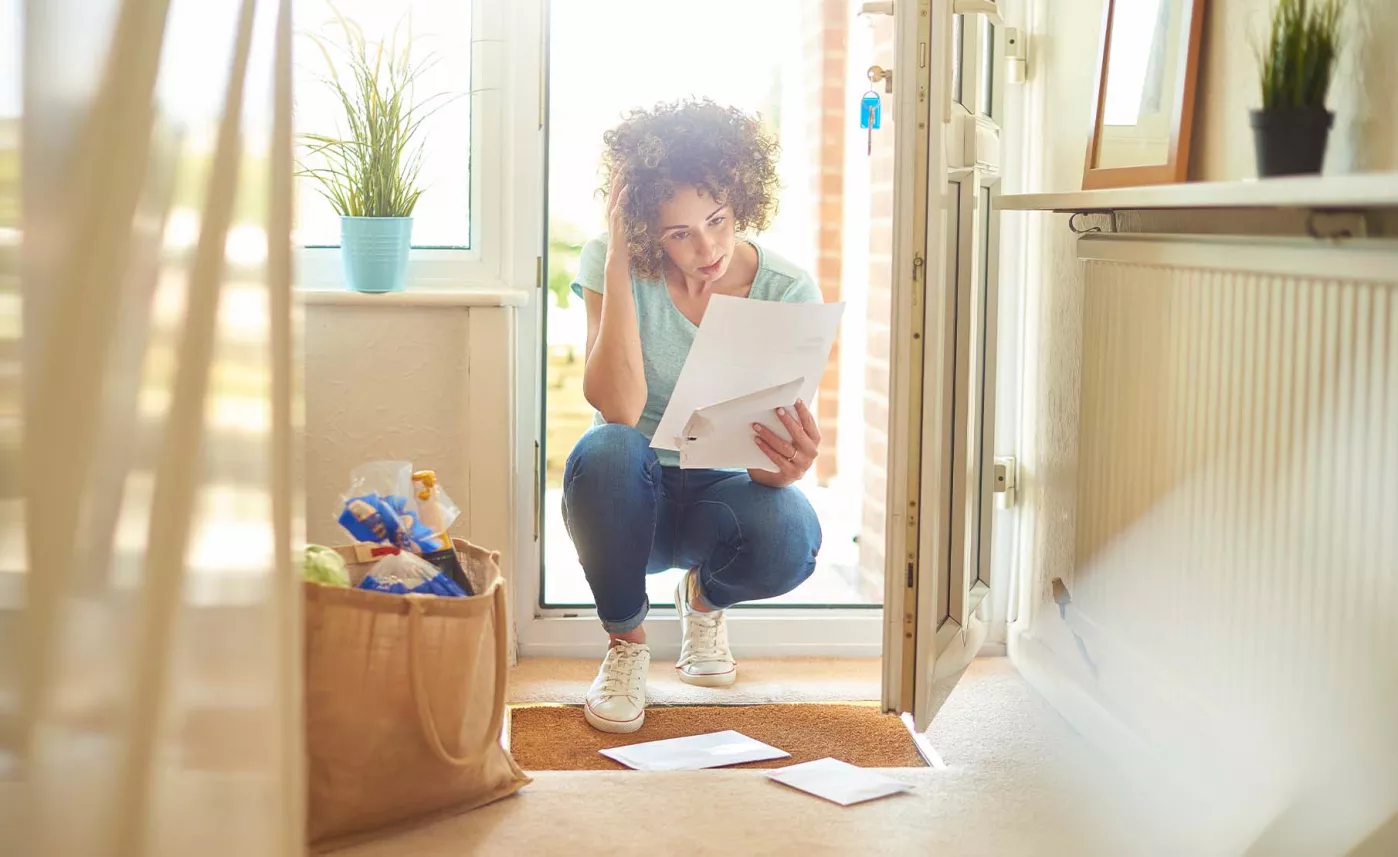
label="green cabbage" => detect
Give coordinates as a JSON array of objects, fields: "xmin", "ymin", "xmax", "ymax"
[{"xmin": 302, "ymin": 544, "xmax": 350, "ymax": 587}]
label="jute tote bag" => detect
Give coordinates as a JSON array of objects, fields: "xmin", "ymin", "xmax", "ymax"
[{"xmin": 303, "ymin": 539, "xmax": 529, "ymax": 850}]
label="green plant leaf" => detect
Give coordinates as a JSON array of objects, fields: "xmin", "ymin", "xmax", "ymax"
[
  {"xmin": 1257, "ymin": 0, "xmax": 1345, "ymax": 110},
  {"xmin": 294, "ymin": 5, "xmax": 464, "ymax": 219}
]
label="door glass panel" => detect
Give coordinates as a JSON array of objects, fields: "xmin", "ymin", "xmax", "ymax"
[
  {"xmin": 951, "ymin": 14, "xmax": 965, "ymax": 106},
  {"xmin": 979, "ymin": 22, "xmax": 995, "ymax": 117},
  {"xmin": 938, "ymin": 180, "xmax": 962, "ymax": 625},
  {"xmin": 542, "ymin": 0, "xmax": 894, "ymax": 609},
  {"xmin": 973, "ymin": 184, "xmax": 993, "ymax": 583}
]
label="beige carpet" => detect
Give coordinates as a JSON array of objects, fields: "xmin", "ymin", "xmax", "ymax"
[
  {"xmin": 341, "ymin": 658, "xmax": 1195, "ymax": 857},
  {"xmin": 508, "ymin": 656, "xmax": 881, "ymax": 705},
  {"xmin": 509, "ymin": 703, "xmax": 924, "ymax": 771}
]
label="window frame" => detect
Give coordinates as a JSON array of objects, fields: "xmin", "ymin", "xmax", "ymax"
[{"xmin": 295, "ymin": 0, "xmax": 528, "ymax": 292}]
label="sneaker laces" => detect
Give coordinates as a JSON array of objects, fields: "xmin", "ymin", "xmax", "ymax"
[
  {"xmin": 679, "ymin": 609, "xmax": 733, "ymax": 668},
  {"xmin": 598, "ymin": 643, "xmax": 647, "ymax": 698}
]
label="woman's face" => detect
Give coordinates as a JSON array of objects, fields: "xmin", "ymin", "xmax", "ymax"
[{"xmin": 655, "ymin": 185, "xmax": 737, "ymax": 284}]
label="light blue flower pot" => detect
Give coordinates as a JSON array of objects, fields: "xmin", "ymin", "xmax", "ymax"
[{"xmin": 340, "ymin": 216, "xmax": 412, "ymax": 293}]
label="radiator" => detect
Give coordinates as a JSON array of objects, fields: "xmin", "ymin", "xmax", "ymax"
[{"xmin": 1068, "ymin": 233, "xmax": 1397, "ymax": 735}]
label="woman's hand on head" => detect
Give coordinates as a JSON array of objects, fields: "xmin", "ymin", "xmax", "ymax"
[
  {"xmin": 584, "ymin": 171, "xmax": 647, "ymax": 426},
  {"xmin": 605, "ymin": 173, "xmax": 630, "ymax": 266},
  {"xmin": 750, "ymin": 399, "xmax": 821, "ymax": 488}
]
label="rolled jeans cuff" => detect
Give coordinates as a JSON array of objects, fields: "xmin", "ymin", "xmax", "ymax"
[
  {"xmin": 692, "ymin": 575, "xmax": 726, "ymax": 612},
  {"xmin": 600, "ymin": 597, "xmax": 649, "ymax": 635}
]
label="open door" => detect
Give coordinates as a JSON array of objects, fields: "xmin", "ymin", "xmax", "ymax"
[{"xmin": 882, "ymin": 0, "xmax": 1006, "ymax": 731}]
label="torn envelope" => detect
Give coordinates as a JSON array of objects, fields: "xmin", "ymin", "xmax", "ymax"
[{"xmin": 678, "ymin": 377, "xmax": 805, "ymax": 471}]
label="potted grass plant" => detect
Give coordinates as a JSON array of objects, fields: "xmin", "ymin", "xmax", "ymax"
[
  {"xmin": 1252, "ymin": 0, "xmax": 1345, "ymax": 177},
  {"xmin": 298, "ymin": 11, "xmax": 447, "ymax": 293}
]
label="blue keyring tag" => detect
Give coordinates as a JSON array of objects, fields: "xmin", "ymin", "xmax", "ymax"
[{"xmin": 860, "ymin": 91, "xmax": 882, "ymax": 130}]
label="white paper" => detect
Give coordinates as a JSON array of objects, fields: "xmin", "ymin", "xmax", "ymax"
[
  {"xmin": 766, "ymin": 758, "xmax": 914, "ymax": 806},
  {"xmin": 653, "ymin": 295, "xmax": 845, "ymax": 469},
  {"xmin": 678, "ymin": 377, "xmax": 805, "ymax": 471},
  {"xmin": 599, "ymin": 730, "xmax": 790, "ymax": 772}
]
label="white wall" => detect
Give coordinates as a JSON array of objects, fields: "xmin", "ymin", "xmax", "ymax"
[
  {"xmin": 1005, "ymin": 1, "xmax": 1398, "ymax": 853},
  {"xmin": 303, "ymin": 302, "xmax": 515, "ymax": 583},
  {"xmin": 1193, "ymin": 0, "xmax": 1398, "ymax": 179}
]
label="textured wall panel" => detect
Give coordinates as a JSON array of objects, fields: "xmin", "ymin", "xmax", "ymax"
[{"xmin": 303, "ymin": 304, "xmax": 514, "ymax": 572}]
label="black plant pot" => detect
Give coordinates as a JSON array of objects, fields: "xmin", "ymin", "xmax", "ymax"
[{"xmin": 1250, "ymin": 107, "xmax": 1334, "ymax": 177}]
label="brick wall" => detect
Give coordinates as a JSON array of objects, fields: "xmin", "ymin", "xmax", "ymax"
[
  {"xmin": 859, "ymin": 16, "xmax": 896, "ymax": 598},
  {"xmin": 802, "ymin": 0, "xmax": 847, "ymax": 485}
]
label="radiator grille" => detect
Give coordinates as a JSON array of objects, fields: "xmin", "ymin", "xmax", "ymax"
[{"xmin": 1073, "ymin": 245, "xmax": 1397, "ymax": 725}]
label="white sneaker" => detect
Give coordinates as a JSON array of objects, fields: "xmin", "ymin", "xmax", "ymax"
[
  {"xmin": 583, "ymin": 640, "xmax": 650, "ymax": 733},
  {"xmin": 674, "ymin": 570, "xmax": 738, "ymax": 687}
]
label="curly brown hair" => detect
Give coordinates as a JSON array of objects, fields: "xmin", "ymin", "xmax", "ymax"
[{"xmin": 600, "ymin": 99, "xmax": 780, "ymax": 278}]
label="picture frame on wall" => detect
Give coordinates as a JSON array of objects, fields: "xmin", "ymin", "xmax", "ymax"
[{"xmin": 1083, "ymin": 0, "xmax": 1206, "ymax": 190}]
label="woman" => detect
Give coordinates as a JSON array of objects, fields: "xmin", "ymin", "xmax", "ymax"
[{"xmin": 563, "ymin": 99, "xmax": 825, "ymax": 733}]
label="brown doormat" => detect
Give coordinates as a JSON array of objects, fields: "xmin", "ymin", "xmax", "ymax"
[{"xmin": 508, "ymin": 703, "xmax": 925, "ymax": 771}]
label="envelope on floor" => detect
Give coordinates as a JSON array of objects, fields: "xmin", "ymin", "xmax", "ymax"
[
  {"xmin": 766, "ymin": 757, "xmax": 914, "ymax": 806},
  {"xmin": 600, "ymin": 730, "xmax": 790, "ymax": 771},
  {"xmin": 677, "ymin": 377, "xmax": 805, "ymax": 471}
]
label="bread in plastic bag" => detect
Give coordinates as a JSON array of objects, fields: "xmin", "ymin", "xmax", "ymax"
[{"xmin": 357, "ymin": 549, "xmax": 468, "ymax": 598}]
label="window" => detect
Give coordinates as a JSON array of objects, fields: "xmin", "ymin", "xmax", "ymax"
[
  {"xmin": 1103, "ymin": 0, "xmax": 1168, "ymax": 126},
  {"xmin": 294, "ymin": 0, "xmax": 471, "ymax": 249},
  {"xmin": 291, "ymin": 0, "xmax": 528, "ymax": 290}
]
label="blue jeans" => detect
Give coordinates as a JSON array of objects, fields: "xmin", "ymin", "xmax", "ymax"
[{"xmin": 562, "ymin": 424, "xmax": 823, "ymax": 634}]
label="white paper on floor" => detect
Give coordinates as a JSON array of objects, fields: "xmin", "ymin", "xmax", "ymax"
[
  {"xmin": 600, "ymin": 730, "xmax": 790, "ymax": 771},
  {"xmin": 766, "ymin": 758, "xmax": 914, "ymax": 806}
]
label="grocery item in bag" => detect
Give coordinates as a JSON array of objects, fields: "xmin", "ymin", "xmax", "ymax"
[
  {"xmin": 338, "ymin": 461, "xmax": 458, "ymax": 553},
  {"xmin": 302, "ymin": 544, "xmax": 350, "ymax": 587},
  {"xmin": 335, "ymin": 462, "xmax": 472, "ymax": 594},
  {"xmin": 412, "ymin": 470, "xmax": 471, "ymax": 593},
  {"xmin": 358, "ymin": 548, "xmax": 467, "ymax": 598},
  {"xmin": 338, "ymin": 491, "xmax": 438, "ymax": 551}
]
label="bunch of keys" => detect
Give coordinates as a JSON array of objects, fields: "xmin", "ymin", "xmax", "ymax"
[{"xmin": 861, "ymin": 65, "xmax": 890, "ymax": 155}]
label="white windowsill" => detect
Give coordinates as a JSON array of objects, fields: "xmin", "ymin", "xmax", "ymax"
[
  {"xmin": 516, "ymin": 612, "xmax": 884, "ymax": 659},
  {"xmin": 299, "ymin": 287, "xmax": 530, "ymax": 308},
  {"xmin": 997, "ymin": 171, "xmax": 1398, "ymax": 213}
]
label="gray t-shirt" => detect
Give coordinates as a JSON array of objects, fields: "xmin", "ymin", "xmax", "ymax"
[{"xmin": 571, "ymin": 236, "xmax": 823, "ymax": 468}]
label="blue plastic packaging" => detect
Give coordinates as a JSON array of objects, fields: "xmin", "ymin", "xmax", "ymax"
[
  {"xmin": 338, "ymin": 492, "xmax": 440, "ymax": 553},
  {"xmin": 357, "ymin": 550, "xmax": 468, "ymax": 598}
]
